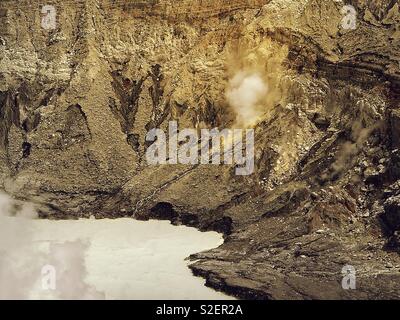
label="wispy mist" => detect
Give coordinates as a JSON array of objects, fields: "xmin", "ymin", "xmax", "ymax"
[{"xmin": 0, "ymin": 192, "xmax": 104, "ymax": 300}]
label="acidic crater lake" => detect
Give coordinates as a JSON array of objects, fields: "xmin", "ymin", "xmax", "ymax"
[{"xmin": 0, "ymin": 216, "xmax": 234, "ymax": 300}]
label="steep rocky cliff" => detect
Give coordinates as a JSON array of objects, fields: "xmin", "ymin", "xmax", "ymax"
[{"xmin": 1, "ymin": 0, "xmax": 400, "ymax": 299}]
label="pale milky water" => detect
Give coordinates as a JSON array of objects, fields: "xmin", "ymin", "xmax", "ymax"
[{"xmin": 0, "ymin": 217, "xmax": 233, "ymax": 300}]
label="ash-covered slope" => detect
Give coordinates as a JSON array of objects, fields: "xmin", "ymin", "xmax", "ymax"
[{"xmin": 1, "ymin": 0, "xmax": 400, "ymax": 299}]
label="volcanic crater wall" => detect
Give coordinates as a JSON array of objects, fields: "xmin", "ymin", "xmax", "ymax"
[{"xmin": 1, "ymin": 0, "xmax": 400, "ymax": 299}]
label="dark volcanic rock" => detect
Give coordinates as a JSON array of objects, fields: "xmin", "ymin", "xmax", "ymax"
[{"xmin": 384, "ymin": 195, "xmax": 400, "ymax": 233}]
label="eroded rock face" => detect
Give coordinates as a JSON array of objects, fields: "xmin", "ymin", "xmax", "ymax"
[{"xmin": 1, "ymin": 0, "xmax": 400, "ymax": 299}]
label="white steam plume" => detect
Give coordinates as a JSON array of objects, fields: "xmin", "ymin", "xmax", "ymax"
[{"xmin": 225, "ymin": 71, "xmax": 268, "ymax": 127}]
